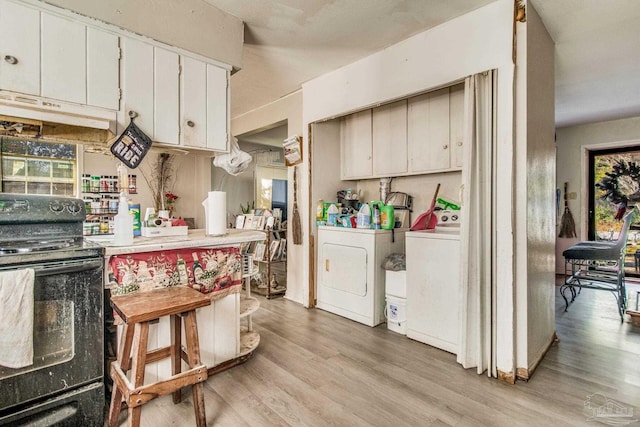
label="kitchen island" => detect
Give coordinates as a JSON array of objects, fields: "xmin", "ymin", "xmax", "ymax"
[{"xmin": 89, "ymin": 228, "xmax": 265, "ymax": 383}]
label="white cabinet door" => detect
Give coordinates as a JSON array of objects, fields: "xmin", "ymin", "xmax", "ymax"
[
  {"xmin": 407, "ymin": 88, "xmax": 450, "ymax": 172},
  {"xmin": 120, "ymin": 37, "xmax": 154, "ymax": 137},
  {"xmin": 341, "ymin": 110, "xmax": 372, "ymax": 179},
  {"xmin": 0, "ymin": 0, "xmax": 40, "ymax": 96},
  {"xmin": 180, "ymin": 56, "xmax": 207, "ymax": 148},
  {"xmin": 86, "ymin": 27, "xmax": 119, "ymax": 110},
  {"xmin": 406, "ymin": 233, "xmax": 460, "ymax": 354},
  {"xmin": 450, "ymin": 83, "xmax": 465, "ymax": 168},
  {"xmin": 372, "ymin": 100, "xmax": 407, "ymax": 176},
  {"xmin": 41, "ymin": 13, "xmax": 86, "ymax": 104},
  {"xmin": 154, "ymin": 47, "xmax": 179, "ymax": 145},
  {"xmin": 206, "ymin": 64, "xmax": 229, "ymax": 152},
  {"xmin": 321, "ymin": 243, "xmax": 368, "ymax": 296}
]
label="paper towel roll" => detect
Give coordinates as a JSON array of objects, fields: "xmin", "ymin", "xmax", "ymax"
[{"xmin": 202, "ymin": 191, "xmax": 227, "ymax": 236}]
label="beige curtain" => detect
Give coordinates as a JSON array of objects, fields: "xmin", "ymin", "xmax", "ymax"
[{"xmin": 457, "ymin": 70, "xmax": 497, "ymax": 376}]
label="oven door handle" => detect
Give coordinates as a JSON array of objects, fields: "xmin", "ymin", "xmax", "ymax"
[{"xmin": 32, "ymin": 259, "xmax": 103, "ymax": 276}]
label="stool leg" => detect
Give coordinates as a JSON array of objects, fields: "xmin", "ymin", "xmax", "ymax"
[
  {"xmin": 171, "ymin": 313, "xmax": 182, "ymax": 404},
  {"xmin": 184, "ymin": 310, "xmax": 207, "ymax": 427},
  {"xmin": 128, "ymin": 321, "xmax": 150, "ymax": 427},
  {"xmin": 108, "ymin": 322, "xmax": 135, "ymax": 427}
]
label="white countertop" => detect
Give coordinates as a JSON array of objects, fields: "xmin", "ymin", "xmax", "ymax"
[{"xmin": 87, "ymin": 229, "xmax": 266, "ymax": 256}]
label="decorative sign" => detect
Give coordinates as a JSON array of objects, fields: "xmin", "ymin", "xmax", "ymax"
[
  {"xmin": 110, "ymin": 119, "xmax": 152, "ymax": 169},
  {"xmin": 283, "ymin": 135, "xmax": 302, "ymax": 166}
]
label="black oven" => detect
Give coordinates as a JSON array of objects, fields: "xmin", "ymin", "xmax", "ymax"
[{"xmin": 0, "ymin": 194, "xmax": 104, "ymax": 426}]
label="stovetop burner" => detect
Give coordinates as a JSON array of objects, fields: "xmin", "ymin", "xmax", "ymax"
[{"xmin": 0, "ymin": 239, "xmax": 76, "ymax": 255}]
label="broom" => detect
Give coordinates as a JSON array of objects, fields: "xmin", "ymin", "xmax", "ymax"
[
  {"xmin": 559, "ymin": 182, "xmax": 577, "ymax": 238},
  {"xmin": 292, "ymin": 166, "xmax": 302, "ymax": 245}
]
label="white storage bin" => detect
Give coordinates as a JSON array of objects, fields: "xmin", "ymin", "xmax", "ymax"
[
  {"xmin": 385, "ymin": 295, "xmax": 407, "ymax": 335},
  {"xmin": 385, "ymin": 270, "xmax": 407, "ymax": 298}
]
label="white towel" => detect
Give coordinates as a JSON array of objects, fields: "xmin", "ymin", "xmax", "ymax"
[{"xmin": 0, "ymin": 268, "xmax": 35, "ymax": 369}]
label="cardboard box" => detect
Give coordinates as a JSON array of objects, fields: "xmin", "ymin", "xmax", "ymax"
[{"xmin": 141, "ymin": 226, "xmax": 188, "ymax": 237}]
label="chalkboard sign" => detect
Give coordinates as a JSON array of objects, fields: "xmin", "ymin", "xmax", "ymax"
[{"xmin": 110, "ymin": 120, "xmax": 152, "ymax": 169}]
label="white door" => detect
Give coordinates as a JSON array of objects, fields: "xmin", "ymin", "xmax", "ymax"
[
  {"xmin": 206, "ymin": 64, "xmax": 228, "ymax": 152},
  {"xmin": 372, "ymin": 100, "xmax": 407, "ymax": 176},
  {"xmin": 407, "ymin": 88, "xmax": 451, "ymax": 172},
  {"xmin": 120, "ymin": 37, "xmax": 154, "ymax": 137},
  {"xmin": 321, "ymin": 243, "xmax": 367, "ymax": 296},
  {"xmin": 41, "ymin": 13, "xmax": 86, "ymax": 104},
  {"xmin": 341, "ymin": 110, "xmax": 372, "ymax": 179},
  {"xmin": 154, "ymin": 47, "xmax": 179, "ymax": 144},
  {"xmin": 180, "ymin": 56, "xmax": 207, "ymax": 148},
  {"xmin": 0, "ymin": 0, "xmax": 40, "ymax": 96},
  {"xmin": 86, "ymin": 27, "xmax": 119, "ymax": 110}
]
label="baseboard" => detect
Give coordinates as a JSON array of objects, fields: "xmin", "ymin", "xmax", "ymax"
[{"xmin": 516, "ymin": 331, "xmax": 558, "ymax": 381}]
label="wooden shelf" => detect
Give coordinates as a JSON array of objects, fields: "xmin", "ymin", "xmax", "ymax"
[
  {"xmin": 251, "ymin": 285, "xmax": 286, "ymax": 298},
  {"xmin": 240, "ymin": 295, "xmax": 260, "ymax": 318},
  {"xmin": 239, "ymin": 328, "xmax": 260, "ymax": 357}
]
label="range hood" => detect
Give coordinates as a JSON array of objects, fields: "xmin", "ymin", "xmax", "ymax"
[{"xmin": 0, "ymin": 90, "xmax": 117, "ymax": 144}]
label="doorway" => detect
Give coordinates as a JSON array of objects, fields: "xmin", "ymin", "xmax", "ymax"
[{"xmin": 588, "ymin": 146, "xmax": 640, "ymax": 276}]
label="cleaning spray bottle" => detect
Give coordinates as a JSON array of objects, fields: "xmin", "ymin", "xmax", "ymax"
[{"xmin": 113, "ymin": 192, "xmax": 133, "ymax": 246}]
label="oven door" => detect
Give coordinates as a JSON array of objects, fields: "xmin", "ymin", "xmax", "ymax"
[{"xmin": 0, "ymin": 258, "xmax": 104, "ymax": 413}]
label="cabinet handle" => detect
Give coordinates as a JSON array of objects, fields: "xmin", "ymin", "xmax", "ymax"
[
  {"xmin": 457, "ymin": 141, "xmax": 463, "ymax": 147},
  {"xmin": 325, "ymin": 259, "xmax": 330, "ymax": 272},
  {"xmin": 443, "ymin": 144, "xmax": 448, "ymax": 150},
  {"xmin": 4, "ymin": 55, "xmax": 18, "ymax": 65},
  {"xmin": 186, "ymin": 120, "xmax": 195, "ymax": 127}
]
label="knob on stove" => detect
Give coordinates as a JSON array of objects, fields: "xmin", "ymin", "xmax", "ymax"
[
  {"xmin": 67, "ymin": 201, "xmax": 83, "ymax": 214},
  {"xmin": 49, "ymin": 200, "xmax": 64, "ymax": 213}
]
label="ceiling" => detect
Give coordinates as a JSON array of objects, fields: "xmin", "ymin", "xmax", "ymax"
[{"xmin": 204, "ymin": 0, "xmax": 640, "ymax": 130}]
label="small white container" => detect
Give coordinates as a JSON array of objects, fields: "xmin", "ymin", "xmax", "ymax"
[
  {"xmin": 385, "ymin": 295, "xmax": 407, "ymax": 335},
  {"xmin": 385, "ymin": 270, "xmax": 407, "ymax": 298}
]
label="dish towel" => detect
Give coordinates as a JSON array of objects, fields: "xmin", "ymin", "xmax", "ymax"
[{"xmin": 0, "ymin": 268, "xmax": 35, "ymax": 369}]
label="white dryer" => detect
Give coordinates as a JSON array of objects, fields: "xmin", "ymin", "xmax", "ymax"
[{"xmin": 316, "ymin": 226, "xmax": 405, "ymax": 326}]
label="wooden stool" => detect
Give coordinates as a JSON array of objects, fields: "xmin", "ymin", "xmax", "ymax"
[{"xmin": 107, "ymin": 286, "xmax": 211, "ymax": 427}]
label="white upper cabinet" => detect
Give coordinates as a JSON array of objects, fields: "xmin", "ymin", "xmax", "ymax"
[
  {"xmin": 41, "ymin": 14, "xmax": 86, "ymax": 105},
  {"xmin": 180, "ymin": 56, "xmax": 207, "ymax": 148},
  {"xmin": 0, "ymin": 1, "xmax": 119, "ymax": 109},
  {"xmin": 407, "ymin": 87, "xmax": 451, "ymax": 173},
  {"xmin": 449, "ymin": 83, "xmax": 465, "ymax": 168},
  {"xmin": 372, "ymin": 100, "xmax": 407, "ymax": 176},
  {"xmin": 206, "ymin": 64, "xmax": 229, "ymax": 152},
  {"xmin": 120, "ymin": 37, "xmax": 154, "ymax": 137},
  {"xmin": 0, "ymin": 0, "xmax": 40, "ymax": 96},
  {"xmin": 87, "ymin": 28, "xmax": 120, "ymax": 110},
  {"xmin": 153, "ymin": 47, "xmax": 179, "ymax": 145},
  {"xmin": 341, "ymin": 110, "xmax": 373, "ymax": 179}
]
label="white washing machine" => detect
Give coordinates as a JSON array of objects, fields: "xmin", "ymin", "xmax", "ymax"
[{"xmin": 316, "ymin": 226, "xmax": 405, "ymax": 326}]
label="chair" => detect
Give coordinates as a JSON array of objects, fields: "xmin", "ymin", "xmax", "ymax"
[
  {"xmin": 107, "ymin": 286, "xmax": 211, "ymax": 427},
  {"xmin": 561, "ymin": 207, "xmax": 636, "ymax": 321}
]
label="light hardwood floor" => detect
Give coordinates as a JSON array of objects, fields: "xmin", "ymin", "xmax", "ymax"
[{"xmin": 113, "ymin": 280, "xmax": 640, "ymax": 426}]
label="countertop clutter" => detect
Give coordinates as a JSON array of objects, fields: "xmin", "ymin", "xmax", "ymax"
[{"xmin": 86, "ymin": 228, "xmax": 266, "ymax": 256}]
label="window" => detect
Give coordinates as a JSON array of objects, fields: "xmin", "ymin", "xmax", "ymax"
[{"xmin": 1, "ymin": 137, "xmax": 77, "ymax": 196}]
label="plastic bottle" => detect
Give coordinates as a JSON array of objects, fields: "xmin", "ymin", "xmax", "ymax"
[
  {"xmin": 372, "ymin": 205, "xmax": 381, "ymax": 229},
  {"xmin": 356, "ymin": 203, "xmax": 371, "ymax": 229},
  {"xmin": 327, "ymin": 203, "xmax": 339, "ymax": 226},
  {"xmin": 316, "ymin": 200, "xmax": 324, "ymax": 222},
  {"xmin": 113, "ymin": 193, "xmax": 133, "ymax": 246}
]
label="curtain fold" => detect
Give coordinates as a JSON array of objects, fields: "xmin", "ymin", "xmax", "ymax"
[{"xmin": 457, "ymin": 70, "xmax": 496, "ymax": 376}]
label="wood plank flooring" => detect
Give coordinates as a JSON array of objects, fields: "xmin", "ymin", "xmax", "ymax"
[{"xmin": 111, "ymin": 279, "xmax": 640, "ymax": 426}]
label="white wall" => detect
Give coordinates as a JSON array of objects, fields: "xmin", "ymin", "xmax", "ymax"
[
  {"xmin": 230, "ymin": 91, "xmax": 304, "ymax": 304},
  {"xmin": 303, "ymin": 0, "xmax": 517, "ymax": 377},
  {"xmin": 556, "ymin": 116, "xmax": 640, "ymax": 271},
  {"xmin": 38, "ymin": 0, "xmax": 243, "ymax": 69},
  {"xmin": 514, "ymin": 2, "xmax": 556, "ymax": 377}
]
